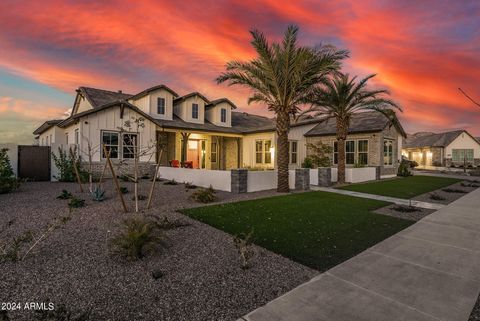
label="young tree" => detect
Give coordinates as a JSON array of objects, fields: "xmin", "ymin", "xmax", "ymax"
[
  {"xmin": 305, "ymin": 73, "xmax": 401, "ymax": 184},
  {"xmin": 216, "ymin": 25, "xmax": 348, "ymax": 192}
]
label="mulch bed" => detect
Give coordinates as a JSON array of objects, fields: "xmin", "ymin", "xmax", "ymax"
[{"xmin": 0, "ymin": 181, "xmax": 316, "ymax": 321}]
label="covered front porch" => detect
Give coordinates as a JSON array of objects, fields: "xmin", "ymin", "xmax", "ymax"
[{"xmin": 156, "ymin": 129, "xmax": 242, "ymax": 170}]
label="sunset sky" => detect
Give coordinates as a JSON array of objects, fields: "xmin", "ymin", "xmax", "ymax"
[{"xmin": 0, "ymin": 0, "xmax": 479, "ymax": 143}]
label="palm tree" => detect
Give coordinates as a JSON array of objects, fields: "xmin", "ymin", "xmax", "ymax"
[
  {"xmin": 305, "ymin": 73, "xmax": 401, "ymax": 184},
  {"xmin": 216, "ymin": 25, "xmax": 348, "ymax": 192}
]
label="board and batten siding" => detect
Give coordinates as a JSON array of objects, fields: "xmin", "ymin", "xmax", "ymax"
[{"xmin": 205, "ymin": 102, "xmax": 232, "ymax": 127}]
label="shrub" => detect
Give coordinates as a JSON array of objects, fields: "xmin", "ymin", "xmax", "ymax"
[
  {"xmin": 163, "ymin": 179, "xmax": 178, "ymax": 185},
  {"xmin": 119, "ymin": 186, "xmax": 128, "ymax": 194},
  {"xmin": 301, "ymin": 157, "xmax": 314, "ymax": 169},
  {"xmin": 397, "ymin": 160, "xmax": 412, "ymax": 177},
  {"xmin": 119, "ymin": 174, "xmax": 131, "ymax": 182},
  {"xmin": 110, "ymin": 217, "xmax": 166, "ymax": 260},
  {"xmin": 429, "ymin": 193, "xmax": 446, "ymax": 201},
  {"xmin": 147, "ymin": 214, "xmax": 190, "ymax": 230},
  {"xmin": 191, "ymin": 186, "xmax": 216, "ymax": 203},
  {"xmin": 185, "ymin": 182, "xmax": 197, "ymax": 190},
  {"xmin": 410, "ymin": 160, "xmax": 419, "ymax": 168},
  {"xmin": 51, "ymin": 147, "xmax": 87, "ymax": 182},
  {"xmin": 57, "ymin": 189, "xmax": 73, "ymax": 200},
  {"xmin": 233, "ymin": 229, "xmax": 255, "ymax": 270},
  {"xmin": 392, "ymin": 205, "xmax": 419, "ymax": 213},
  {"xmin": 0, "ymin": 148, "xmax": 20, "ymax": 194},
  {"xmin": 442, "ymin": 188, "xmax": 467, "ymax": 193},
  {"xmin": 132, "ymin": 194, "xmax": 147, "ymax": 201},
  {"xmin": 68, "ymin": 197, "xmax": 85, "ymax": 209},
  {"xmin": 305, "ymin": 142, "xmax": 332, "ymax": 168},
  {"xmin": 91, "ymin": 186, "xmax": 106, "ymax": 201}
]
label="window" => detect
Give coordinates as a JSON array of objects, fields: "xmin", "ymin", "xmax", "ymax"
[
  {"xmin": 345, "ymin": 141, "xmax": 355, "ymax": 164},
  {"xmin": 74, "ymin": 129, "xmax": 79, "ymax": 145},
  {"xmin": 220, "ymin": 108, "xmax": 227, "ymax": 123},
  {"xmin": 122, "ymin": 133, "xmax": 138, "ymax": 159},
  {"xmin": 452, "ymin": 149, "xmax": 474, "ymax": 162},
  {"xmin": 358, "ymin": 140, "xmax": 368, "ymax": 165},
  {"xmin": 50, "ymin": 134, "xmax": 53, "ymax": 145},
  {"xmin": 333, "ymin": 141, "xmax": 338, "ymax": 164},
  {"xmin": 255, "ymin": 141, "xmax": 263, "ymax": 164},
  {"xmin": 211, "ymin": 141, "xmax": 217, "ymax": 163},
  {"xmin": 289, "ymin": 141, "xmax": 298, "ymax": 164},
  {"xmin": 102, "ymin": 131, "xmax": 119, "ymax": 158},
  {"xmin": 192, "ymin": 103, "xmax": 199, "ymax": 119},
  {"xmin": 384, "ymin": 140, "xmax": 393, "ymax": 165},
  {"xmin": 264, "ymin": 140, "xmax": 272, "ymax": 164},
  {"xmin": 157, "ymin": 97, "xmax": 166, "ymax": 115},
  {"xmin": 65, "ymin": 133, "xmax": 69, "ymax": 145}
]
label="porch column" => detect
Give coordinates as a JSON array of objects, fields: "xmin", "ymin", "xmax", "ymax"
[{"xmin": 180, "ymin": 132, "xmax": 191, "ymax": 165}]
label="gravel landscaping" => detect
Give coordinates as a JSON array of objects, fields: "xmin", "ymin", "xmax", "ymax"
[
  {"xmin": 373, "ymin": 205, "xmax": 436, "ymax": 221},
  {"xmin": 0, "ymin": 181, "xmax": 316, "ymax": 321},
  {"xmin": 412, "ymin": 180, "xmax": 479, "ymax": 205}
]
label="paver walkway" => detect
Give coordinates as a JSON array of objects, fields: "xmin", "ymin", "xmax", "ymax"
[
  {"xmin": 240, "ymin": 187, "xmax": 480, "ymax": 321},
  {"xmin": 311, "ymin": 186, "xmax": 444, "ymax": 210}
]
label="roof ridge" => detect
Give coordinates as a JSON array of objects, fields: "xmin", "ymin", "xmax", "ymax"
[{"xmin": 79, "ymin": 86, "xmax": 133, "ymax": 96}]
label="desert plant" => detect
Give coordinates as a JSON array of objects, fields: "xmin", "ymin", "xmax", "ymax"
[
  {"xmin": 233, "ymin": 229, "xmax": 255, "ymax": 269},
  {"xmin": 442, "ymin": 188, "xmax": 467, "ymax": 193},
  {"xmin": 163, "ymin": 179, "xmax": 178, "ymax": 185},
  {"xmin": 217, "ymin": 25, "xmax": 348, "ymax": 192},
  {"xmin": 191, "ymin": 186, "xmax": 216, "ymax": 203},
  {"xmin": 57, "ymin": 189, "xmax": 73, "ymax": 200},
  {"xmin": 68, "ymin": 197, "xmax": 85, "ymax": 209},
  {"xmin": 0, "ymin": 230, "xmax": 33, "ymax": 262},
  {"xmin": 0, "ymin": 148, "xmax": 20, "ymax": 194},
  {"xmin": 51, "ymin": 146, "xmax": 83, "ymax": 182},
  {"xmin": 132, "ymin": 194, "xmax": 147, "ymax": 201},
  {"xmin": 147, "ymin": 214, "xmax": 190, "ymax": 230},
  {"xmin": 110, "ymin": 217, "xmax": 166, "ymax": 260},
  {"xmin": 429, "ymin": 193, "xmax": 446, "ymax": 201},
  {"xmin": 91, "ymin": 186, "xmax": 106, "ymax": 201},
  {"xmin": 397, "ymin": 161, "xmax": 412, "ymax": 177},
  {"xmin": 185, "ymin": 182, "xmax": 197, "ymax": 190},
  {"xmin": 119, "ymin": 186, "xmax": 128, "ymax": 194},
  {"xmin": 304, "ymin": 73, "xmax": 401, "ymax": 183},
  {"xmin": 392, "ymin": 205, "xmax": 419, "ymax": 213}
]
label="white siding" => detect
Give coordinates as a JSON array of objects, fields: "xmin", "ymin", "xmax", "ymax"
[
  {"xmin": 445, "ymin": 132, "xmax": 480, "ymax": 159},
  {"xmin": 205, "ymin": 102, "xmax": 232, "ymax": 127},
  {"xmin": 130, "ymin": 88, "xmax": 175, "ymax": 120},
  {"xmin": 242, "ymin": 132, "xmax": 276, "ymax": 169},
  {"xmin": 77, "ymin": 96, "xmax": 93, "ymax": 113},
  {"xmin": 288, "ymin": 123, "xmax": 317, "ymax": 169},
  {"xmin": 174, "ymin": 96, "xmax": 206, "ymax": 124}
]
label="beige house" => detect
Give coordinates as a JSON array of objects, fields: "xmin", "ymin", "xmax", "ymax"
[
  {"xmin": 403, "ymin": 130, "xmax": 480, "ymax": 168},
  {"xmin": 33, "ymin": 85, "xmax": 406, "ymax": 178}
]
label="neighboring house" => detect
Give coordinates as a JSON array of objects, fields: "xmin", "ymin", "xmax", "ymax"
[
  {"xmin": 304, "ymin": 112, "xmax": 406, "ymax": 177},
  {"xmin": 402, "ymin": 130, "xmax": 480, "ymax": 167},
  {"xmin": 33, "ymin": 85, "xmax": 405, "ymax": 177}
]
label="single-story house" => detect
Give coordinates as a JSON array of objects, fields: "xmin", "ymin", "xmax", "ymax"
[
  {"xmin": 402, "ymin": 130, "xmax": 480, "ymax": 167},
  {"xmin": 33, "ymin": 85, "xmax": 406, "ymax": 177}
]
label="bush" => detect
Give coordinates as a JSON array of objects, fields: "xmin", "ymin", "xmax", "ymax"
[
  {"xmin": 119, "ymin": 186, "xmax": 128, "ymax": 194},
  {"xmin": 185, "ymin": 182, "xmax": 197, "ymax": 190},
  {"xmin": 163, "ymin": 179, "xmax": 178, "ymax": 185},
  {"xmin": 301, "ymin": 157, "xmax": 314, "ymax": 169},
  {"xmin": 410, "ymin": 160, "xmax": 419, "ymax": 168},
  {"xmin": 397, "ymin": 160, "xmax": 412, "ymax": 177},
  {"xmin": 0, "ymin": 148, "xmax": 20, "ymax": 194},
  {"xmin": 305, "ymin": 142, "xmax": 332, "ymax": 168},
  {"xmin": 119, "ymin": 174, "xmax": 131, "ymax": 182},
  {"xmin": 191, "ymin": 186, "xmax": 216, "ymax": 203},
  {"xmin": 442, "ymin": 188, "xmax": 467, "ymax": 193},
  {"xmin": 392, "ymin": 205, "xmax": 419, "ymax": 213},
  {"xmin": 110, "ymin": 217, "xmax": 166, "ymax": 260},
  {"xmin": 68, "ymin": 197, "xmax": 85, "ymax": 209},
  {"xmin": 233, "ymin": 229, "xmax": 255, "ymax": 270},
  {"xmin": 132, "ymin": 194, "xmax": 147, "ymax": 201},
  {"xmin": 57, "ymin": 189, "xmax": 73, "ymax": 200},
  {"xmin": 51, "ymin": 147, "xmax": 87, "ymax": 182},
  {"xmin": 429, "ymin": 193, "xmax": 446, "ymax": 201}
]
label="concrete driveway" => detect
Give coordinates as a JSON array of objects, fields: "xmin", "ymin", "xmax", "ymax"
[{"xmin": 239, "ymin": 188, "xmax": 480, "ymax": 321}]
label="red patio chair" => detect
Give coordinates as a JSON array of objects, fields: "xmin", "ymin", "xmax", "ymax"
[
  {"xmin": 170, "ymin": 160, "xmax": 180, "ymax": 168},
  {"xmin": 184, "ymin": 161, "xmax": 193, "ymax": 168}
]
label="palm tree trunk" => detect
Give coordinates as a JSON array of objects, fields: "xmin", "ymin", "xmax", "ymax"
[
  {"xmin": 276, "ymin": 111, "xmax": 290, "ymax": 192},
  {"xmin": 337, "ymin": 119, "xmax": 348, "ymax": 184}
]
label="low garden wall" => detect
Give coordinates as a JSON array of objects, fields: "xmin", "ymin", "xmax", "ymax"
[
  {"xmin": 311, "ymin": 167, "xmax": 377, "ymax": 185},
  {"xmin": 158, "ymin": 167, "xmax": 232, "ymax": 192}
]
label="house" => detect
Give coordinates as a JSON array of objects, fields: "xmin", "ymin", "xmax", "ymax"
[
  {"xmin": 33, "ymin": 85, "xmax": 405, "ymax": 178},
  {"xmin": 402, "ymin": 130, "xmax": 480, "ymax": 168},
  {"xmin": 304, "ymin": 112, "xmax": 406, "ymax": 177}
]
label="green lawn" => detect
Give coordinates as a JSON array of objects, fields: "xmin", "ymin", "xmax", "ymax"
[
  {"xmin": 338, "ymin": 175, "xmax": 461, "ymax": 198},
  {"xmin": 181, "ymin": 192, "xmax": 413, "ymax": 271}
]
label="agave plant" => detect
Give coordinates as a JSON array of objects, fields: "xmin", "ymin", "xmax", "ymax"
[{"xmin": 91, "ymin": 186, "xmax": 106, "ymax": 202}]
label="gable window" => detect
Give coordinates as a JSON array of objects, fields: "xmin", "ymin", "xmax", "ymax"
[
  {"xmin": 192, "ymin": 103, "xmax": 199, "ymax": 119},
  {"xmin": 157, "ymin": 97, "xmax": 166, "ymax": 115},
  {"xmin": 74, "ymin": 129, "xmax": 79, "ymax": 145},
  {"xmin": 452, "ymin": 149, "xmax": 474, "ymax": 162},
  {"xmin": 122, "ymin": 133, "xmax": 138, "ymax": 159},
  {"xmin": 220, "ymin": 108, "xmax": 227, "ymax": 123},
  {"xmin": 102, "ymin": 131, "xmax": 119, "ymax": 159},
  {"xmin": 358, "ymin": 140, "xmax": 368, "ymax": 165},
  {"xmin": 65, "ymin": 133, "xmax": 69, "ymax": 145},
  {"xmin": 255, "ymin": 140, "xmax": 272, "ymax": 164},
  {"xmin": 211, "ymin": 141, "xmax": 218, "ymax": 163},
  {"xmin": 384, "ymin": 140, "xmax": 393, "ymax": 165},
  {"xmin": 289, "ymin": 141, "xmax": 298, "ymax": 164}
]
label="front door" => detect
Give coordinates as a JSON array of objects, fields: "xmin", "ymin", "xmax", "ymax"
[{"xmin": 186, "ymin": 139, "xmax": 207, "ymax": 169}]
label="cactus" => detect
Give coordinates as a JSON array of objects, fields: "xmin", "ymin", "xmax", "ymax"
[{"xmin": 91, "ymin": 186, "xmax": 106, "ymax": 201}]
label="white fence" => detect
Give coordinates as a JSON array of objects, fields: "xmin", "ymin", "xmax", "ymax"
[
  {"xmin": 331, "ymin": 167, "xmax": 376, "ymax": 183},
  {"xmin": 158, "ymin": 167, "xmax": 232, "ymax": 191},
  {"xmin": 310, "ymin": 169, "xmax": 319, "ymax": 185},
  {"xmin": 247, "ymin": 170, "xmax": 296, "ymax": 192}
]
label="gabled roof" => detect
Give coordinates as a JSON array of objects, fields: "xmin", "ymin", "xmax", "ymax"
[
  {"xmin": 33, "ymin": 119, "xmax": 64, "ymax": 135},
  {"xmin": 404, "ymin": 130, "xmax": 479, "ymax": 148},
  {"xmin": 304, "ymin": 111, "xmax": 406, "ymax": 137},
  {"xmin": 78, "ymin": 87, "xmax": 132, "ymax": 108},
  {"xmin": 206, "ymin": 98, "xmax": 237, "ymax": 109},
  {"xmin": 173, "ymin": 92, "xmax": 210, "ymax": 104},
  {"xmin": 129, "ymin": 84, "xmax": 179, "ymax": 100}
]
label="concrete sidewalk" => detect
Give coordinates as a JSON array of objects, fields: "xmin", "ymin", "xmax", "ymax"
[
  {"xmin": 311, "ymin": 186, "xmax": 444, "ymax": 210},
  {"xmin": 240, "ymin": 188, "xmax": 480, "ymax": 321}
]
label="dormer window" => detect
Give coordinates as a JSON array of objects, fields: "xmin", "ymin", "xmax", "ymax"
[
  {"xmin": 157, "ymin": 97, "xmax": 165, "ymax": 115},
  {"xmin": 192, "ymin": 103, "xmax": 199, "ymax": 119},
  {"xmin": 220, "ymin": 108, "xmax": 227, "ymax": 123}
]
